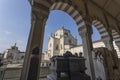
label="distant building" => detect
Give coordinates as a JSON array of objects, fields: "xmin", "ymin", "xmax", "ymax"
[
  {"xmin": 42, "ymin": 27, "xmax": 120, "ymax": 60},
  {"xmin": 2, "ymin": 27, "xmax": 120, "ymax": 65},
  {"xmin": 2, "ymin": 44, "xmax": 49, "ymax": 67},
  {"xmin": 0, "ymin": 53, "xmax": 3, "ymax": 59},
  {"xmin": 0, "ymin": 45, "xmax": 50, "ymax": 80},
  {"xmin": 3, "ymin": 44, "xmax": 25, "ymax": 64},
  {"xmin": 41, "ymin": 27, "xmax": 120, "ymax": 80},
  {"xmin": 1, "ymin": 27, "xmax": 120, "ymax": 80}
]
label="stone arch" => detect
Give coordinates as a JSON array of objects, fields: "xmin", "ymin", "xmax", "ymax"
[
  {"xmin": 48, "ymin": 2, "xmax": 96, "ymax": 79},
  {"xmin": 21, "ymin": 1, "xmax": 120, "ymax": 80},
  {"xmin": 112, "ymin": 29, "xmax": 120, "ymax": 57},
  {"xmin": 112, "ymin": 29, "xmax": 120, "ymax": 44},
  {"xmin": 50, "ymin": 2, "xmax": 85, "ymax": 31},
  {"xmin": 92, "ymin": 19, "xmax": 110, "ymax": 40}
]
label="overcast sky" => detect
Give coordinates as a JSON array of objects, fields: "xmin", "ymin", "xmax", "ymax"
[{"xmin": 0, "ymin": 0, "xmax": 100, "ymax": 53}]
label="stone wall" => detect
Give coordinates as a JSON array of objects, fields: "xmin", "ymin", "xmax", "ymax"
[{"xmin": 3, "ymin": 67, "xmax": 50, "ymax": 80}]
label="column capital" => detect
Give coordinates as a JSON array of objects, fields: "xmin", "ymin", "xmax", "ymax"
[
  {"xmin": 102, "ymin": 36, "xmax": 114, "ymax": 50},
  {"xmin": 102, "ymin": 36, "xmax": 113, "ymax": 42},
  {"xmin": 101, "ymin": 28, "xmax": 113, "ymax": 42},
  {"xmin": 82, "ymin": 16, "xmax": 92, "ymax": 23},
  {"xmin": 78, "ymin": 18, "xmax": 95, "ymax": 79},
  {"xmin": 31, "ymin": 12, "xmax": 48, "ymax": 29},
  {"xmin": 32, "ymin": 10, "xmax": 48, "ymax": 22}
]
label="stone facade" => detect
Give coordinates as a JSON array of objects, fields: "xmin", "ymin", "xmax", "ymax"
[
  {"xmin": 2, "ymin": 44, "xmax": 25, "ymax": 64},
  {"xmin": 2, "ymin": 65, "xmax": 49, "ymax": 80},
  {"xmin": 1, "ymin": 44, "xmax": 50, "ymax": 68},
  {"xmin": 48, "ymin": 27, "xmax": 77, "ymax": 57},
  {"xmin": 42, "ymin": 27, "xmax": 120, "ymax": 60}
]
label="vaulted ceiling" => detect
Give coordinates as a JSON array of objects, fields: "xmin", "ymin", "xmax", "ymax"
[
  {"xmin": 29, "ymin": 0, "xmax": 120, "ymax": 33},
  {"xmin": 91, "ymin": 0, "xmax": 120, "ymax": 22}
]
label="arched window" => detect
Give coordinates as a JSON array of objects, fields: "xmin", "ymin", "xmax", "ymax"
[
  {"xmin": 75, "ymin": 53, "xmax": 78, "ymax": 56},
  {"xmin": 56, "ymin": 45, "xmax": 59, "ymax": 50}
]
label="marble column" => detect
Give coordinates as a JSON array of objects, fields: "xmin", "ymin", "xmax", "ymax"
[
  {"xmin": 102, "ymin": 37, "xmax": 115, "ymax": 63},
  {"xmin": 102, "ymin": 36, "xmax": 118, "ymax": 62},
  {"xmin": 79, "ymin": 21, "xmax": 95, "ymax": 80},
  {"xmin": 102, "ymin": 35, "xmax": 119, "ymax": 79},
  {"xmin": 102, "ymin": 37, "xmax": 114, "ymax": 50},
  {"xmin": 20, "ymin": 12, "xmax": 47, "ymax": 80}
]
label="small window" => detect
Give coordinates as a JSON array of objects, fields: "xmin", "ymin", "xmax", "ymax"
[
  {"xmin": 64, "ymin": 32, "xmax": 68, "ymax": 37},
  {"xmin": 69, "ymin": 39, "xmax": 72, "ymax": 44},
  {"xmin": 56, "ymin": 45, "xmax": 59, "ymax": 50},
  {"xmin": 42, "ymin": 63, "xmax": 44, "ymax": 67}
]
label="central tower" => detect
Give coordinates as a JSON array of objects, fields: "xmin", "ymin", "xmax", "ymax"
[{"xmin": 47, "ymin": 27, "xmax": 77, "ymax": 57}]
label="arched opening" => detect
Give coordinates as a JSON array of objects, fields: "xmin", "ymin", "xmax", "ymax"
[
  {"xmin": 41, "ymin": 9, "xmax": 84, "ymax": 79},
  {"xmin": 22, "ymin": 1, "xmax": 113, "ymax": 79},
  {"xmin": 42, "ymin": 10, "xmax": 82, "ymax": 59},
  {"xmin": 7, "ymin": 1, "xmax": 120, "ymax": 80},
  {"xmin": 92, "ymin": 20, "xmax": 109, "ymax": 48},
  {"xmin": 92, "ymin": 20, "xmax": 109, "ymax": 80},
  {"xmin": 22, "ymin": 1, "xmax": 114, "ymax": 80},
  {"xmin": 91, "ymin": 25, "xmax": 105, "ymax": 48},
  {"xmin": 92, "ymin": 25, "xmax": 101, "ymax": 41}
]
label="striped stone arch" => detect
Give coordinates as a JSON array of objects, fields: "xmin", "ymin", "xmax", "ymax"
[
  {"xmin": 92, "ymin": 20, "xmax": 110, "ymax": 39},
  {"xmin": 112, "ymin": 29, "xmax": 120, "ymax": 44},
  {"xmin": 50, "ymin": 2, "xmax": 85, "ymax": 31}
]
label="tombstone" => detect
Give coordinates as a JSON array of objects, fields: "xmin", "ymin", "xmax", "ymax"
[{"xmin": 47, "ymin": 51, "xmax": 91, "ymax": 80}]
